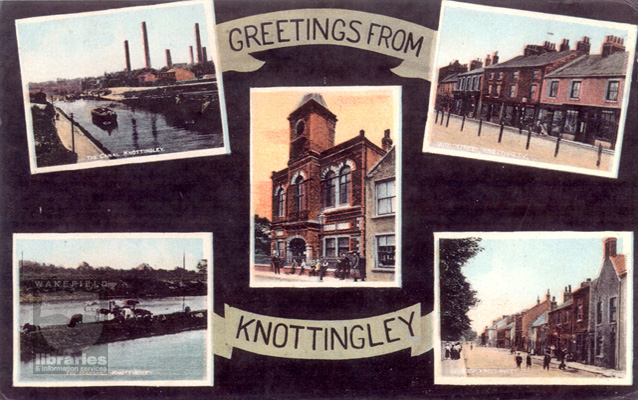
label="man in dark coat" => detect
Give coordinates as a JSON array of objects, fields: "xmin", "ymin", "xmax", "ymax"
[{"xmin": 272, "ymin": 255, "xmax": 281, "ymax": 275}]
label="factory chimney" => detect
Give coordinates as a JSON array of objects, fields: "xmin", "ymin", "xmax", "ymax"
[
  {"xmin": 165, "ymin": 49, "xmax": 172, "ymax": 69},
  {"xmin": 123, "ymin": 40, "xmax": 131, "ymax": 72},
  {"xmin": 202, "ymin": 47, "xmax": 207, "ymax": 63},
  {"xmin": 142, "ymin": 21, "xmax": 151, "ymax": 70},
  {"xmin": 189, "ymin": 46, "xmax": 194, "ymax": 64},
  {"xmin": 195, "ymin": 23, "xmax": 203, "ymax": 64}
]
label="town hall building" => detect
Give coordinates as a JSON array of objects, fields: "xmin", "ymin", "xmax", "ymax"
[{"xmin": 270, "ymin": 94, "xmax": 394, "ymax": 276}]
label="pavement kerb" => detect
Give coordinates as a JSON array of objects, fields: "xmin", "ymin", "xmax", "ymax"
[{"xmin": 435, "ymin": 112, "xmax": 615, "ymax": 155}]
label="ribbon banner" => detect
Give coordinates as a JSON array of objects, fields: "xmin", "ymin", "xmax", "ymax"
[
  {"xmin": 214, "ymin": 304, "xmax": 432, "ymax": 360},
  {"xmin": 216, "ymin": 9, "xmax": 436, "ymax": 80}
]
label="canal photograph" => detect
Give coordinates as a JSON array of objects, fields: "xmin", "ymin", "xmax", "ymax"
[
  {"xmin": 16, "ymin": 0, "xmax": 229, "ymax": 174},
  {"xmin": 434, "ymin": 232, "xmax": 632, "ymax": 386},
  {"xmin": 13, "ymin": 233, "xmax": 213, "ymax": 386}
]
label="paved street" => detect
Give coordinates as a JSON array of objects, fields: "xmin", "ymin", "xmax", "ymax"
[
  {"xmin": 253, "ymin": 268, "xmax": 361, "ymax": 284},
  {"xmin": 427, "ymin": 112, "xmax": 614, "ymax": 173},
  {"xmin": 459, "ymin": 346, "xmax": 599, "ymax": 378}
]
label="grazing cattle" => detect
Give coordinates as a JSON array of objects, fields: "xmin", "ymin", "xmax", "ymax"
[
  {"xmin": 96, "ymin": 308, "xmax": 112, "ymax": 321},
  {"xmin": 22, "ymin": 323, "xmax": 40, "ymax": 333},
  {"xmin": 119, "ymin": 307, "xmax": 134, "ymax": 320},
  {"xmin": 133, "ymin": 309, "xmax": 152, "ymax": 321},
  {"xmin": 68, "ymin": 314, "xmax": 83, "ymax": 327}
]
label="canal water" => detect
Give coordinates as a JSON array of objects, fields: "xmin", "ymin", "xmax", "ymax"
[
  {"xmin": 18, "ymin": 329, "xmax": 208, "ymax": 383},
  {"xmin": 54, "ymin": 99, "xmax": 223, "ymax": 158},
  {"xmin": 20, "ymin": 295, "xmax": 207, "ymax": 327}
]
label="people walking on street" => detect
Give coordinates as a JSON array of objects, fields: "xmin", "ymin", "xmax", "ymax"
[
  {"xmin": 320, "ymin": 259, "xmax": 329, "ymax": 281},
  {"xmin": 543, "ymin": 353, "xmax": 551, "ymax": 370},
  {"xmin": 271, "ymin": 254, "xmax": 281, "ymax": 275},
  {"xmin": 351, "ymin": 252, "xmax": 364, "ymax": 282},
  {"xmin": 289, "ymin": 259, "xmax": 297, "ymax": 275},
  {"xmin": 311, "ymin": 259, "xmax": 319, "ymax": 278},
  {"xmin": 515, "ymin": 353, "xmax": 522, "ymax": 369},
  {"xmin": 526, "ymin": 354, "xmax": 532, "ymax": 368},
  {"xmin": 558, "ymin": 348, "xmax": 567, "ymax": 370},
  {"xmin": 299, "ymin": 259, "xmax": 306, "ymax": 276},
  {"xmin": 445, "ymin": 344, "xmax": 450, "ymax": 359},
  {"xmin": 340, "ymin": 254, "xmax": 351, "ymax": 280}
]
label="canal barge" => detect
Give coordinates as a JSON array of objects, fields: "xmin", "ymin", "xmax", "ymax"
[{"xmin": 20, "ymin": 309, "xmax": 207, "ymax": 362}]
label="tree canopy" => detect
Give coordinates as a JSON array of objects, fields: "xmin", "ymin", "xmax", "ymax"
[
  {"xmin": 254, "ymin": 214, "xmax": 271, "ymax": 257},
  {"xmin": 439, "ymin": 238, "xmax": 483, "ymax": 341}
]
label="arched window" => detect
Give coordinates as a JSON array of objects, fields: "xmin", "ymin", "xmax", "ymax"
[
  {"xmin": 338, "ymin": 166, "xmax": 351, "ymax": 205},
  {"xmin": 275, "ymin": 188, "xmax": 285, "ymax": 217},
  {"xmin": 324, "ymin": 171, "xmax": 336, "ymax": 208},
  {"xmin": 294, "ymin": 176, "xmax": 303, "ymax": 213}
]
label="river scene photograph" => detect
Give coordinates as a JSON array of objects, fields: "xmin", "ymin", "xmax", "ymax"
[
  {"xmin": 13, "ymin": 233, "xmax": 213, "ymax": 386},
  {"xmin": 16, "ymin": 0, "xmax": 229, "ymax": 174}
]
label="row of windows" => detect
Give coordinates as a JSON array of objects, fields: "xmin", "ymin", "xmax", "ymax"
[
  {"xmin": 273, "ymin": 234, "xmax": 395, "ymax": 269},
  {"xmin": 596, "ymin": 297, "xmax": 617, "ymax": 325},
  {"xmin": 547, "ymin": 79, "xmax": 620, "ymax": 101},
  {"xmin": 455, "ymin": 75, "xmax": 482, "ymax": 91},
  {"xmin": 486, "ymin": 83, "xmax": 538, "ymax": 100},
  {"xmin": 275, "ymin": 176, "xmax": 395, "ymax": 217},
  {"xmin": 487, "ymin": 70, "xmax": 540, "ymax": 81}
]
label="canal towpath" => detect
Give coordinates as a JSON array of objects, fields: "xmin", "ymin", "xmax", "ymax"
[{"xmin": 54, "ymin": 107, "xmax": 108, "ymax": 162}]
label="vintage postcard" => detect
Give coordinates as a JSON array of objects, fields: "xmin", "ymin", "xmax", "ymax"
[
  {"xmin": 250, "ymin": 86, "xmax": 401, "ymax": 288},
  {"xmin": 434, "ymin": 231, "xmax": 633, "ymax": 385},
  {"xmin": 423, "ymin": 1, "xmax": 637, "ymax": 178},
  {"xmin": 16, "ymin": 0, "xmax": 230, "ymax": 174},
  {"xmin": 13, "ymin": 233, "xmax": 213, "ymax": 386}
]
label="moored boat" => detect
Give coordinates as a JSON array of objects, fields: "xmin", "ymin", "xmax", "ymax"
[{"xmin": 90, "ymin": 107, "xmax": 117, "ymax": 125}]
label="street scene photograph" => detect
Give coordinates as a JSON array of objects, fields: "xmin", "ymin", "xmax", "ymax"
[
  {"xmin": 16, "ymin": 0, "xmax": 229, "ymax": 174},
  {"xmin": 423, "ymin": 1, "xmax": 637, "ymax": 178},
  {"xmin": 434, "ymin": 232, "xmax": 632, "ymax": 385},
  {"xmin": 250, "ymin": 87, "xmax": 401, "ymax": 287},
  {"xmin": 13, "ymin": 233, "xmax": 212, "ymax": 386}
]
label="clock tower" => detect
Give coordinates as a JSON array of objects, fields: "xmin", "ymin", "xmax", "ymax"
[{"xmin": 287, "ymin": 93, "xmax": 337, "ymax": 162}]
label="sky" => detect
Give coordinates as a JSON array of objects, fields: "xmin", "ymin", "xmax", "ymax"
[
  {"xmin": 251, "ymin": 87, "xmax": 400, "ymax": 218},
  {"xmin": 436, "ymin": 1, "xmax": 634, "ymax": 70},
  {"xmin": 16, "ymin": 0, "xmax": 212, "ymax": 83},
  {"xmin": 15, "ymin": 235, "xmax": 207, "ymax": 271},
  {"xmin": 442, "ymin": 232, "xmax": 632, "ymax": 333}
]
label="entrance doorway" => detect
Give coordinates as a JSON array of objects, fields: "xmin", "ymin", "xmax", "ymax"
[{"xmin": 289, "ymin": 238, "xmax": 306, "ymax": 264}]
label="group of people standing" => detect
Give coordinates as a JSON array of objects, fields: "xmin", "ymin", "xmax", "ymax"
[
  {"xmin": 444, "ymin": 342, "xmax": 463, "ymax": 360},
  {"xmin": 271, "ymin": 252, "xmax": 364, "ymax": 282},
  {"xmin": 510, "ymin": 347, "xmax": 568, "ymax": 371}
]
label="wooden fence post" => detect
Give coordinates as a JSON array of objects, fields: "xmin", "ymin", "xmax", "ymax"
[
  {"xmin": 498, "ymin": 123, "xmax": 504, "ymax": 143},
  {"xmin": 554, "ymin": 133, "xmax": 561, "ymax": 157},
  {"xmin": 478, "ymin": 119, "xmax": 483, "ymax": 137}
]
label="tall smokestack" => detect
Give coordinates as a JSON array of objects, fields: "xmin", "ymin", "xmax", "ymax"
[
  {"xmin": 195, "ymin": 23, "xmax": 203, "ymax": 64},
  {"xmin": 165, "ymin": 49, "xmax": 172, "ymax": 68},
  {"xmin": 123, "ymin": 40, "xmax": 131, "ymax": 72},
  {"xmin": 202, "ymin": 47, "xmax": 207, "ymax": 63},
  {"xmin": 189, "ymin": 46, "xmax": 194, "ymax": 64},
  {"xmin": 142, "ymin": 21, "xmax": 151, "ymax": 70}
]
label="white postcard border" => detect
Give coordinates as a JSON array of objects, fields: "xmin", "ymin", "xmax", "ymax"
[
  {"xmin": 433, "ymin": 231, "xmax": 633, "ymax": 386},
  {"xmin": 12, "ymin": 232, "xmax": 214, "ymax": 387}
]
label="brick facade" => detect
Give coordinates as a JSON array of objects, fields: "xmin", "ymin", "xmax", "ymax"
[{"xmin": 270, "ymin": 94, "xmax": 387, "ymax": 270}]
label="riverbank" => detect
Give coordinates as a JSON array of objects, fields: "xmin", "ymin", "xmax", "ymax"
[
  {"xmin": 53, "ymin": 107, "xmax": 110, "ymax": 161},
  {"xmin": 20, "ymin": 309, "xmax": 207, "ymax": 362}
]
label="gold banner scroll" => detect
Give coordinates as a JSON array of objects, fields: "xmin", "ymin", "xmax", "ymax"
[
  {"xmin": 213, "ymin": 304, "xmax": 432, "ymax": 360},
  {"xmin": 216, "ymin": 9, "xmax": 436, "ymax": 81}
]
